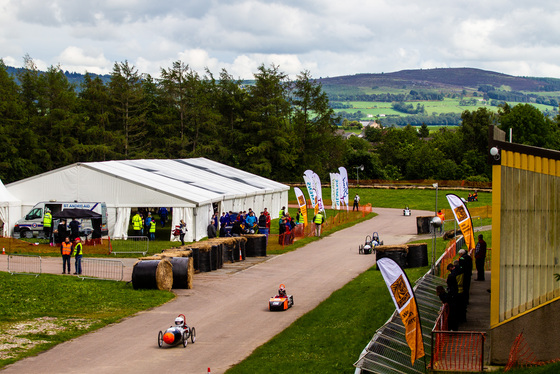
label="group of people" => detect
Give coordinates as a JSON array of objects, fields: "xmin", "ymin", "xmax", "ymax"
[
  {"xmin": 60, "ymin": 236, "xmax": 83, "ymax": 275},
  {"xmin": 132, "ymin": 209, "xmax": 169, "ymax": 240},
  {"xmin": 437, "ymin": 234, "xmax": 487, "ymax": 331},
  {"xmin": 219, "ymin": 208, "xmax": 272, "ymax": 237}
]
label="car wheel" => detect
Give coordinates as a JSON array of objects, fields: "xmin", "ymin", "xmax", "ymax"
[
  {"xmin": 183, "ymin": 331, "xmax": 188, "ymax": 347},
  {"xmin": 158, "ymin": 331, "xmax": 163, "ymax": 348},
  {"xmin": 359, "ymin": 244, "xmax": 363, "ymax": 254},
  {"xmin": 190, "ymin": 327, "xmax": 196, "ymax": 343},
  {"xmin": 20, "ymin": 229, "xmax": 31, "ymax": 239}
]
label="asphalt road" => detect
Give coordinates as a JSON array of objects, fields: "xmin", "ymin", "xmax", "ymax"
[{"xmin": 1, "ymin": 208, "xmax": 433, "ymax": 374}]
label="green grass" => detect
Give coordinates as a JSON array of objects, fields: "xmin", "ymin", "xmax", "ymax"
[{"xmin": 0, "ymin": 272, "xmax": 174, "ymax": 367}]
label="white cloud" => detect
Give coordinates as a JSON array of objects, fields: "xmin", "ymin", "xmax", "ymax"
[{"xmin": 1, "ymin": 0, "xmax": 560, "ymax": 79}]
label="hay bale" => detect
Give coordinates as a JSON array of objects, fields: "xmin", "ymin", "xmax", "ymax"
[
  {"xmin": 245, "ymin": 234, "xmax": 267, "ymax": 257},
  {"xmin": 376, "ymin": 246, "xmax": 408, "ymax": 270},
  {"xmin": 406, "ymin": 243, "xmax": 428, "ymax": 268},
  {"xmin": 198, "ymin": 248, "xmax": 212, "ymax": 272},
  {"xmin": 169, "ymin": 257, "xmax": 194, "ymax": 289},
  {"xmin": 416, "ymin": 216, "xmax": 434, "ymax": 234},
  {"xmin": 132, "ymin": 259, "xmax": 173, "ymax": 291}
]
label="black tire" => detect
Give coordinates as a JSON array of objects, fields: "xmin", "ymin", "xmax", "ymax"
[
  {"xmin": 183, "ymin": 331, "xmax": 188, "ymax": 347},
  {"xmin": 158, "ymin": 331, "xmax": 163, "ymax": 348},
  {"xmin": 20, "ymin": 229, "xmax": 32, "ymax": 239},
  {"xmin": 190, "ymin": 327, "xmax": 196, "ymax": 343},
  {"xmin": 359, "ymin": 244, "xmax": 363, "ymax": 254}
]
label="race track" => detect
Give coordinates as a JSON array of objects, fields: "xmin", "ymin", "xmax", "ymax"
[{"xmin": 1, "ymin": 208, "xmax": 433, "ymax": 374}]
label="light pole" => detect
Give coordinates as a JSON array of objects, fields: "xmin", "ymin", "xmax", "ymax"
[
  {"xmin": 354, "ymin": 165, "xmax": 364, "ymax": 186},
  {"xmin": 430, "ymin": 216, "xmax": 442, "ymax": 275}
]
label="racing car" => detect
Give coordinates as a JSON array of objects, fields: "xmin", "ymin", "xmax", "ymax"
[
  {"xmin": 269, "ymin": 284, "xmax": 294, "ymax": 311},
  {"xmin": 157, "ymin": 314, "xmax": 196, "ymax": 348}
]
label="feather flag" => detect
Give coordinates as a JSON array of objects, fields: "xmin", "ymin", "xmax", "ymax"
[
  {"xmin": 377, "ymin": 257, "xmax": 425, "ymax": 364},
  {"xmin": 446, "ymin": 193, "xmax": 475, "ymax": 250}
]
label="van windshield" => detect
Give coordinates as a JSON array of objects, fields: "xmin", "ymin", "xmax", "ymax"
[{"xmin": 26, "ymin": 208, "xmax": 42, "ymax": 220}]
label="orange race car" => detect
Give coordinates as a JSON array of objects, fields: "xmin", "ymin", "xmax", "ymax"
[{"xmin": 269, "ymin": 284, "xmax": 294, "ymax": 311}]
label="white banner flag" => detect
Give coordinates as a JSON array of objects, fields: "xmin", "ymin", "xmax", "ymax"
[{"xmin": 338, "ymin": 167, "xmax": 349, "ymax": 210}]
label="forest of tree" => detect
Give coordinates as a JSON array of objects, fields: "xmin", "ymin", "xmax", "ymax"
[{"xmin": 1, "ymin": 57, "xmax": 560, "ymax": 185}]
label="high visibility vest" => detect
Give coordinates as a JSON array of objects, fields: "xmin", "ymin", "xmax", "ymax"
[
  {"xmin": 72, "ymin": 243, "xmax": 83, "ymax": 256},
  {"xmin": 314, "ymin": 213, "xmax": 323, "ymax": 224},
  {"xmin": 61, "ymin": 242, "xmax": 72, "ymax": 256},
  {"xmin": 437, "ymin": 212, "xmax": 445, "ymax": 222},
  {"xmin": 279, "ymin": 209, "xmax": 285, "ymax": 217},
  {"xmin": 132, "ymin": 214, "xmax": 142, "ymax": 230},
  {"xmin": 44, "ymin": 212, "xmax": 52, "ymax": 228},
  {"xmin": 149, "ymin": 221, "xmax": 156, "ymax": 233}
]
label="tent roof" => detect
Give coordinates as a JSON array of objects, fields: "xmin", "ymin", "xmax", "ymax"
[
  {"xmin": 7, "ymin": 158, "xmax": 289, "ymax": 207},
  {"xmin": 0, "ymin": 178, "xmax": 20, "ymax": 206}
]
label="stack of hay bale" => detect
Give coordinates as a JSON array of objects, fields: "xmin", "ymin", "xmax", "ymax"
[{"xmin": 132, "ymin": 249, "xmax": 193, "ymax": 291}]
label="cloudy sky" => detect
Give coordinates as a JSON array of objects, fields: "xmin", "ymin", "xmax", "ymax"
[{"xmin": 2, "ymin": 0, "xmax": 560, "ymax": 80}]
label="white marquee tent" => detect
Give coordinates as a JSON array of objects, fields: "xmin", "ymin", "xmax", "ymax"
[
  {"xmin": 0, "ymin": 178, "xmax": 21, "ymax": 237},
  {"xmin": 5, "ymin": 158, "xmax": 289, "ymax": 241}
]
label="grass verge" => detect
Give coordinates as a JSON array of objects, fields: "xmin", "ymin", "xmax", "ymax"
[{"xmin": 0, "ymin": 272, "xmax": 174, "ymax": 368}]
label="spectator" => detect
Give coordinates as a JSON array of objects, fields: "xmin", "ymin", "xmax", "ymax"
[
  {"xmin": 149, "ymin": 219, "xmax": 156, "ymax": 241},
  {"xmin": 313, "ymin": 211, "xmax": 325, "ymax": 237},
  {"xmin": 458, "ymin": 249, "xmax": 473, "ymax": 304},
  {"xmin": 212, "ymin": 213, "xmax": 218, "ymax": 230},
  {"xmin": 231, "ymin": 220, "xmax": 242, "ymax": 236},
  {"xmin": 279, "ymin": 206, "xmax": 286, "ymax": 218},
  {"xmin": 207, "ymin": 220, "xmax": 217, "ymax": 238},
  {"xmin": 353, "ymin": 194, "xmax": 360, "ymax": 211},
  {"xmin": 56, "ymin": 219, "xmax": 68, "ymax": 244},
  {"xmin": 145, "ymin": 212, "xmax": 152, "ymax": 235},
  {"xmin": 258, "ymin": 212, "xmax": 267, "ymax": 229},
  {"xmin": 437, "ymin": 210, "xmax": 445, "ymax": 233},
  {"xmin": 72, "ymin": 237, "xmax": 83, "ymax": 275},
  {"xmin": 295, "ymin": 208, "xmax": 303, "ymax": 225},
  {"xmin": 158, "ymin": 207, "xmax": 168, "ymax": 227},
  {"xmin": 445, "ymin": 263, "xmax": 459, "ymax": 331},
  {"xmin": 179, "ymin": 219, "xmax": 187, "ymax": 245},
  {"xmin": 132, "ymin": 211, "xmax": 143, "ymax": 236},
  {"xmin": 219, "ymin": 212, "xmax": 229, "ymax": 230},
  {"xmin": 43, "ymin": 208, "xmax": 53, "ymax": 242},
  {"xmin": 245, "ymin": 211, "xmax": 258, "ymax": 233},
  {"xmin": 60, "ymin": 237, "xmax": 72, "ymax": 274},
  {"xmin": 474, "ymin": 234, "xmax": 487, "ymax": 281},
  {"xmin": 68, "ymin": 218, "xmax": 80, "ymax": 240}
]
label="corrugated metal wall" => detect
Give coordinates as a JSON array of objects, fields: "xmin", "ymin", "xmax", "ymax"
[{"xmin": 497, "ymin": 151, "xmax": 560, "ymax": 323}]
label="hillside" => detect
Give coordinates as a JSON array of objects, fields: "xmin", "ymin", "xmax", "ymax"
[{"xmin": 318, "ymin": 67, "xmax": 560, "ymax": 92}]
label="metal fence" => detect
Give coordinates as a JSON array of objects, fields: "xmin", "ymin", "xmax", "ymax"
[
  {"xmin": 79, "ymin": 258, "xmax": 124, "ymax": 281},
  {"xmin": 109, "ymin": 236, "xmax": 149, "ymax": 256},
  {"xmin": 354, "ymin": 273, "xmax": 448, "ymax": 373},
  {"xmin": 7, "ymin": 254, "xmax": 42, "ymax": 276}
]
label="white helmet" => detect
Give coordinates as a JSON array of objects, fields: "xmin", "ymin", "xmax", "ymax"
[{"xmin": 175, "ymin": 316, "xmax": 184, "ymax": 326}]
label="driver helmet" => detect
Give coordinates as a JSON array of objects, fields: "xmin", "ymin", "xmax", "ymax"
[
  {"xmin": 175, "ymin": 316, "xmax": 184, "ymax": 326},
  {"xmin": 279, "ymin": 284, "xmax": 286, "ymax": 293}
]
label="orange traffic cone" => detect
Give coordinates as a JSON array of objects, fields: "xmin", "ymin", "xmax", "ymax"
[
  {"xmin": 2, "ymin": 247, "xmax": 5, "ymax": 255},
  {"xmin": 239, "ymin": 250, "xmax": 242, "ymax": 261}
]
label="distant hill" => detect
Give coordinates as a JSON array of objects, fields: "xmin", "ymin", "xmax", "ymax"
[
  {"xmin": 5, "ymin": 65, "xmax": 112, "ymax": 87},
  {"xmin": 317, "ymin": 67, "xmax": 560, "ymax": 92}
]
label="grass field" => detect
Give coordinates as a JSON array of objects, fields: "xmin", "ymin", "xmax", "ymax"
[
  {"xmin": 0, "ymin": 273, "xmax": 174, "ymax": 368},
  {"xmin": 332, "ymin": 98, "xmax": 557, "ymax": 119}
]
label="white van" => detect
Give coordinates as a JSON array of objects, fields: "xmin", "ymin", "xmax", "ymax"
[{"xmin": 14, "ymin": 201, "xmax": 108, "ymax": 238}]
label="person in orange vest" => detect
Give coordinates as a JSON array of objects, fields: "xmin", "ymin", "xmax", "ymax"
[
  {"xmin": 437, "ymin": 210, "xmax": 445, "ymax": 234},
  {"xmin": 60, "ymin": 237, "xmax": 72, "ymax": 274}
]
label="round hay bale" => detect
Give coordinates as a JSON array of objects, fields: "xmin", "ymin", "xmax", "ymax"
[
  {"xmin": 376, "ymin": 247, "xmax": 408, "ymax": 270},
  {"xmin": 245, "ymin": 234, "xmax": 267, "ymax": 257},
  {"xmin": 169, "ymin": 257, "xmax": 194, "ymax": 289},
  {"xmin": 132, "ymin": 259, "xmax": 173, "ymax": 291},
  {"xmin": 416, "ymin": 216, "xmax": 434, "ymax": 234},
  {"xmin": 406, "ymin": 243, "xmax": 428, "ymax": 268},
  {"xmin": 198, "ymin": 248, "xmax": 212, "ymax": 272}
]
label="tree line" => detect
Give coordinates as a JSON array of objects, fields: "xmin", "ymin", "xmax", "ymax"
[
  {"xmin": 0, "ymin": 58, "xmax": 344, "ymax": 184},
  {"xmin": 1, "ymin": 57, "xmax": 559, "ymax": 186}
]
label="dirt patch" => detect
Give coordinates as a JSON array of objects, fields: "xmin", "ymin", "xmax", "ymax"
[{"xmin": 0, "ymin": 317, "xmax": 97, "ymax": 360}]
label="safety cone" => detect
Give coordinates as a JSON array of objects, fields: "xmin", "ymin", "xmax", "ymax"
[
  {"xmin": 208, "ymin": 368, "xmax": 211, "ymax": 373},
  {"xmin": 239, "ymin": 250, "xmax": 242, "ymax": 261},
  {"xmin": 2, "ymin": 247, "xmax": 5, "ymax": 255}
]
